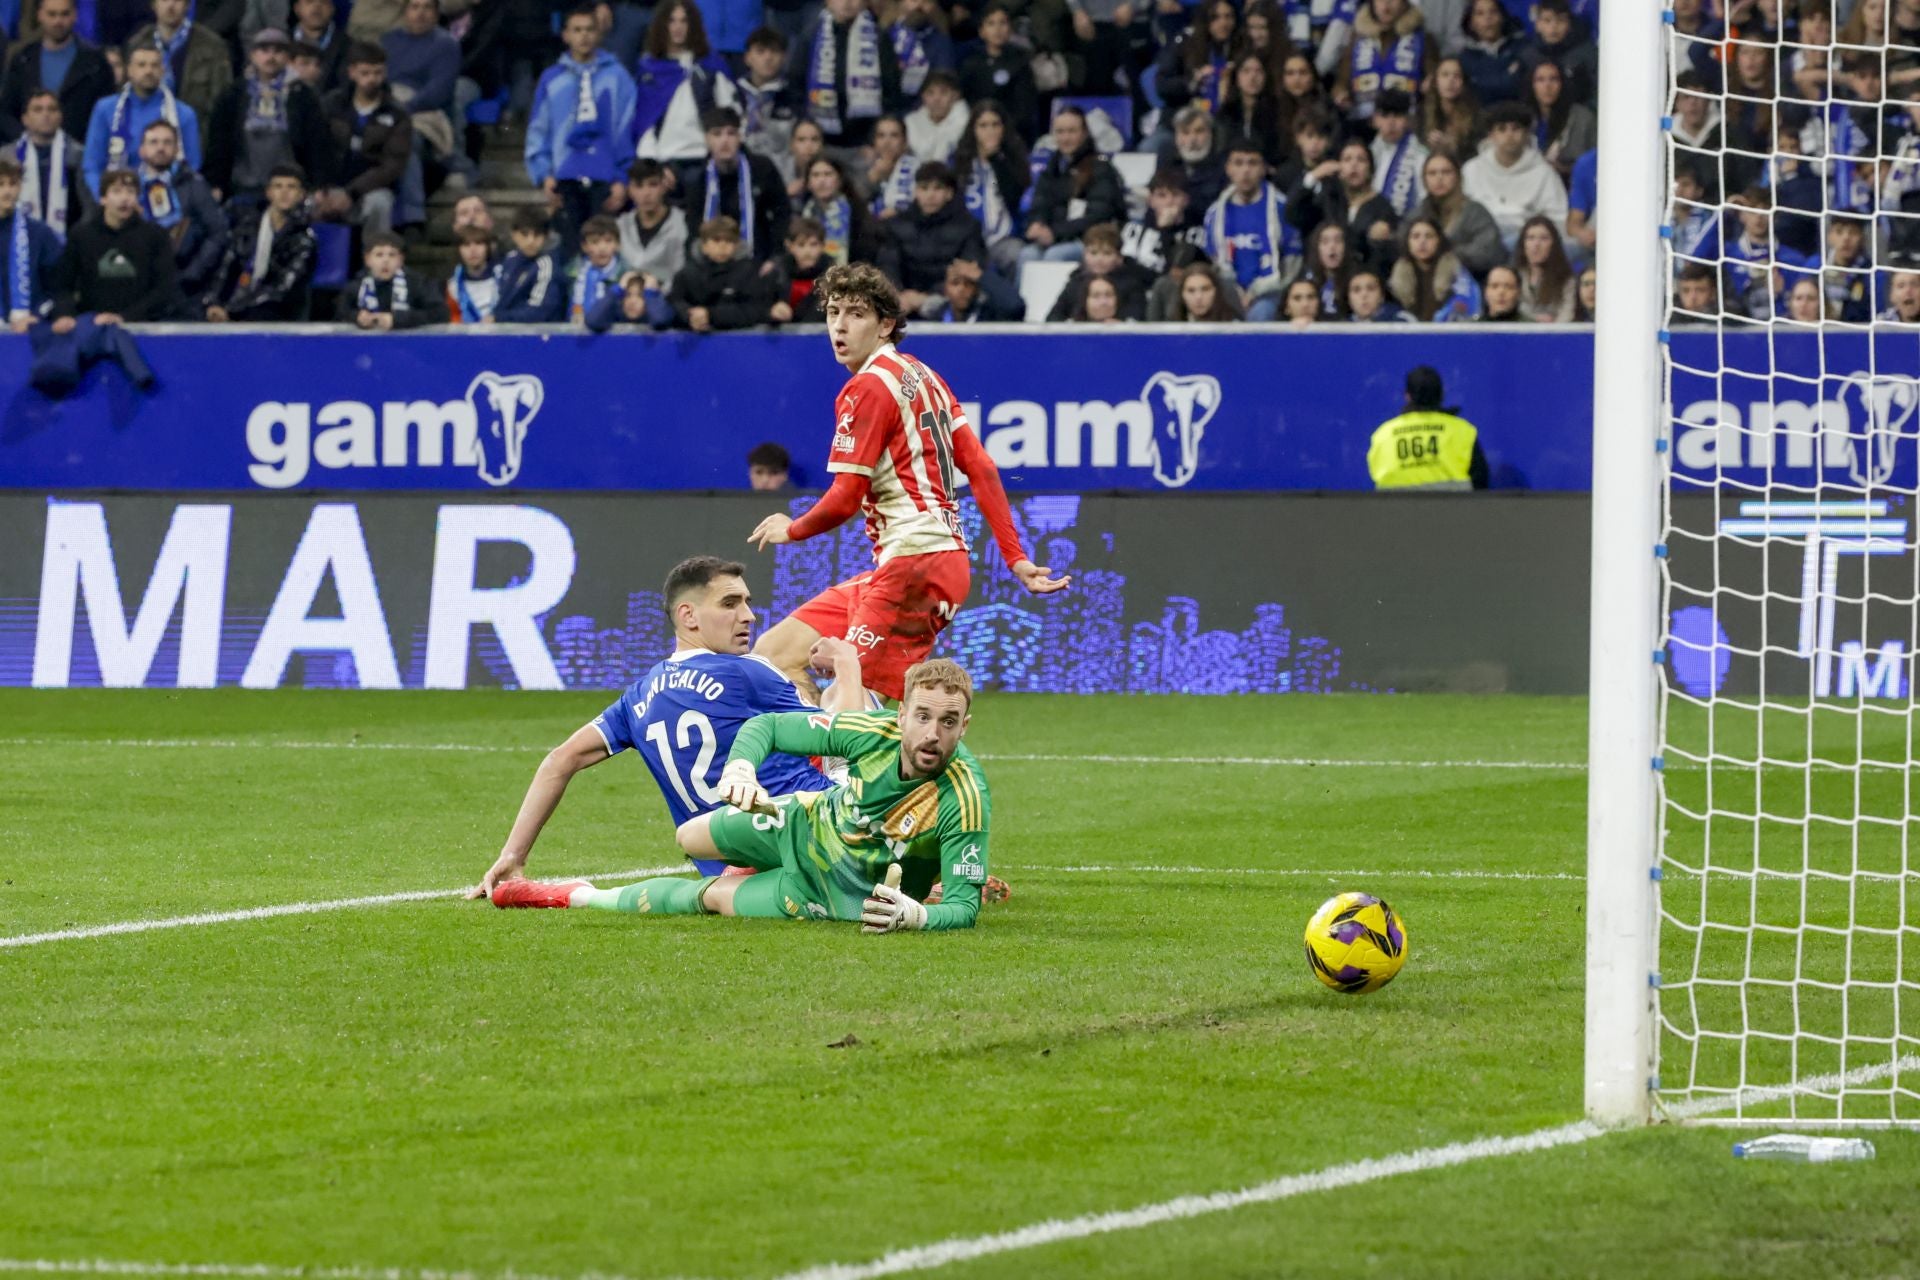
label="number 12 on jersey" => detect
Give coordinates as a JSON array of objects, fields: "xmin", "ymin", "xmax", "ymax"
[{"xmin": 644, "ymin": 710, "xmax": 722, "ymax": 813}]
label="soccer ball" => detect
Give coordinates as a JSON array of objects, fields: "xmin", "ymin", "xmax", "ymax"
[{"xmin": 1304, "ymin": 892, "xmax": 1409, "ymax": 994}]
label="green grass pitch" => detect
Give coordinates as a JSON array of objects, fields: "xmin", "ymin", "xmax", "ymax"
[{"xmin": 1, "ymin": 689, "xmax": 1916, "ymax": 1279}]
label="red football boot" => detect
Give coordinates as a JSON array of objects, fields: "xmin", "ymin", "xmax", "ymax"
[
  {"xmin": 490, "ymin": 878, "xmax": 590, "ymax": 909},
  {"xmin": 924, "ymin": 876, "xmax": 1012, "ymax": 906}
]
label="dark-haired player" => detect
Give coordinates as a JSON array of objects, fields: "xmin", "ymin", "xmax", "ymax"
[
  {"xmin": 747, "ymin": 262, "xmax": 1071, "ymax": 703},
  {"xmin": 488, "ymin": 660, "xmax": 1000, "ymax": 931},
  {"xmin": 469, "ymin": 555, "xmax": 869, "ymax": 898}
]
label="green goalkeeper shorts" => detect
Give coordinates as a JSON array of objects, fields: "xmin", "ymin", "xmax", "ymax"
[{"xmin": 707, "ymin": 795, "xmax": 849, "ymax": 922}]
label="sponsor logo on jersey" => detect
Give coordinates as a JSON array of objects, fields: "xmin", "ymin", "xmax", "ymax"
[
  {"xmin": 243, "ymin": 372, "xmax": 546, "ymax": 489},
  {"xmin": 959, "ymin": 371, "xmax": 1222, "ymax": 489},
  {"xmin": 846, "ymin": 623, "xmax": 886, "ymax": 650},
  {"xmin": 833, "ymin": 409, "xmax": 857, "ymax": 453},
  {"xmin": 808, "ymin": 712, "xmax": 833, "ymax": 730},
  {"xmin": 952, "ymin": 843, "xmax": 985, "ymax": 881}
]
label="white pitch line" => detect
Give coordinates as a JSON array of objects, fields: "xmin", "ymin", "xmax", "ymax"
[
  {"xmin": 0, "ymin": 1059, "xmax": 1908, "ymax": 1280},
  {"xmin": 768, "ymin": 1121, "xmax": 1606, "ymax": 1280},
  {"xmin": 986, "ymin": 751, "xmax": 1585, "ymax": 771},
  {"xmin": 0, "ymin": 738, "xmax": 1586, "ymax": 772},
  {"xmin": 0, "ymin": 865, "xmax": 685, "ymax": 951},
  {"xmin": 1662, "ymin": 1052, "xmax": 1920, "ymax": 1121},
  {"xmin": 1036, "ymin": 864, "xmax": 1584, "ymax": 882},
  {"xmin": 0, "ymin": 1264, "xmax": 587, "ymax": 1280},
  {"xmin": 765, "ymin": 1052, "xmax": 1920, "ymax": 1280},
  {"xmin": 0, "ymin": 863, "xmax": 1579, "ymax": 954}
]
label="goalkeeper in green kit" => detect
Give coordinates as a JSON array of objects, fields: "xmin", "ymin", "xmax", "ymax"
[{"xmin": 493, "ymin": 658, "xmax": 993, "ymax": 932}]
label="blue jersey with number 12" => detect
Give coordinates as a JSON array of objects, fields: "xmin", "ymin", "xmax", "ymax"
[{"xmin": 591, "ymin": 650, "xmax": 834, "ymax": 827}]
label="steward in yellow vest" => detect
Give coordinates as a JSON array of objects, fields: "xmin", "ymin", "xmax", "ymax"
[{"xmin": 1367, "ymin": 366, "xmax": 1489, "ymax": 491}]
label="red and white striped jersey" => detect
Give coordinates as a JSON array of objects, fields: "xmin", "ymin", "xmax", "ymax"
[{"xmin": 826, "ymin": 344, "xmax": 973, "ymax": 562}]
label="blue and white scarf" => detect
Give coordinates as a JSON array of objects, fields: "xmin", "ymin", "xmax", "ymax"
[
  {"xmin": 107, "ymin": 85, "xmax": 180, "ymax": 170},
  {"xmin": 1672, "ymin": 204, "xmax": 1716, "ymax": 260},
  {"xmin": 634, "ymin": 54, "xmax": 720, "ymax": 144},
  {"xmin": 138, "ymin": 162, "xmax": 181, "ymax": 228},
  {"xmin": 154, "ymin": 20, "xmax": 192, "ymax": 91},
  {"xmin": 571, "ymin": 257, "xmax": 615, "ymax": 320},
  {"xmin": 738, "ymin": 78, "xmax": 778, "ymax": 140},
  {"xmin": 1433, "ymin": 266, "xmax": 1483, "ymax": 322},
  {"xmin": 559, "ymin": 58, "xmax": 616, "ymax": 178},
  {"xmin": 870, "ymin": 154, "xmax": 917, "ymax": 216},
  {"xmin": 1725, "ymin": 232, "xmax": 1775, "ymax": 317},
  {"xmin": 453, "ymin": 264, "xmax": 500, "ymax": 322},
  {"xmin": 891, "ymin": 20, "xmax": 931, "ymax": 98},
  {"xmin": 245, "ymin": 68, "xmax": 290, "ymax": 135},
  {"xmin": 358, "ymin": 269, "xmax": 408, "ymax": 311},
  {"xmin": 1376, "ymin": 134, "xmax": 1420, "ymax": 216},
  {"xmin": 571, "ymin": 58, "xmax": 599, "ymax": 131},
  {"xmin": 810, "ymin": 195, "xmax": 853, "ymax": 263},
  {"xmin": 964, "ymin": 156, "xmax": 1011, "ymax": 244},
  {"xmin": 14, "ymin": 137, "xmax": 69, "ymax": 238},
  {"xmin": 1820, "ymin": 102, "xmax": 1874, "ymax": 214},
  {"xmin": 6, "ymin": 210, "xmax": 34, "ymax": 322},
  {"xmin": 704, "ymin": 152, "xmax": 755, "ymax": 257},
  {"xmin": 807, "ymin": 9, "xmax": 882, "ymax": 136}
]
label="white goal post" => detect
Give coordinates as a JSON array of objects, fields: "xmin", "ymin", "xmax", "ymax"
[
  {"xmin": 1587, "ymin": 2, "xmax": 1920, "ymax": 1128},
  {"xmin": 1584, "ymin": 0, "xmax": 1664, "ymax": 1130}
]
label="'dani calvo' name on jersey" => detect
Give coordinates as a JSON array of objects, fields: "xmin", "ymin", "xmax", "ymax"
[{"xmin": 631, "ymin": 663, "xmax": 729, "ymax": 721}]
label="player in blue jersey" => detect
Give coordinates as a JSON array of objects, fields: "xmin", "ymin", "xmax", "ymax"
[{"xmin": 467, "ymin": 556, "xmax": 872, "ymax": 899}]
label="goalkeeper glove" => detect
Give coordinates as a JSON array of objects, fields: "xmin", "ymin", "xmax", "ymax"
[
  {"xmin": 861, "ymin": 864, "xmax": 927, "ymax": 934},
  {"xmin": 719, "ymin": 759, "xmax": 775, "ymax": 814}
]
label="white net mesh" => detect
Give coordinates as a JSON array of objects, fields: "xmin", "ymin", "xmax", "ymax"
[{"xmin": 1657, "ymin": 5, "xmax": 1920, "ymax": 1125}]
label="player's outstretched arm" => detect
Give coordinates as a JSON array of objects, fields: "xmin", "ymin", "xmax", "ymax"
[
  {"xmin": 750, "ymin": 472, "xmax": 873, "ymax": 550},
  {"xmin": 951, "ymin": 426, "xmax": 1071, "ymax": 595},
  {"xmin": 466, "ymin": 724, "xmax": 611, "ymax": 899},
  {"xmin": 811, "ymin": 636, "xmax": 871, "ymax": 713}
]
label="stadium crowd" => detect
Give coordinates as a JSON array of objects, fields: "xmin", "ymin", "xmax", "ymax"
[
  {"xmin": 0, "ymin": 0, "xmax": 1817, "ymax": 332},
  {"xmin": 1668, "ymin": 0, "xmax": 1920, "ymax": 326}
]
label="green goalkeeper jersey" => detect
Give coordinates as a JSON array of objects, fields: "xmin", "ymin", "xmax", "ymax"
[{"xmin": 727, "ymin": 709, "xmax": 993, "ymax": 930}]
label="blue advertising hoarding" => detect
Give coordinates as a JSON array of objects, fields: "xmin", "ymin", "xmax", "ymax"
[
  {"xmin": 8, "ymin": 326, "xmax": 1914, "ymax": 494},
  {"xmin": 0, "ymin": 326, "xmax": 1600, "ymax": 492},
  {"xmin": 1667, "ymin": 329, "xmax": 1920, "ymax": 492}
]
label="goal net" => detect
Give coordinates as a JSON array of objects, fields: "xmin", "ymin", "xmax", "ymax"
[{"xmin": 1649, "ymin": 4, "xmax": 1920, "ymax": 1125}]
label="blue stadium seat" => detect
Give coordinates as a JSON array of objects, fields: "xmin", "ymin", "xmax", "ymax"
[
  {"xmin": 311, "ymin": 221, "xmax": 353, "ymax": 289},
  {"xmin": 466, "ymin": 87, "xmax": 510, "ymax": 126}
]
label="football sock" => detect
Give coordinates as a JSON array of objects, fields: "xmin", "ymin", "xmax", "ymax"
[{"xmin": 574, "ymin": 877, "xmax": 711, "ymax": 915}]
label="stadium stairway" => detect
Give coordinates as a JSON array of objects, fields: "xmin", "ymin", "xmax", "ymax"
[{"xmin": 414, "ymin": 121, "xmax": 542, "ymax": 280}]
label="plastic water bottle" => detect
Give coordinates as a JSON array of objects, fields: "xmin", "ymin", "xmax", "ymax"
[{"xmin": 1731, "ymin": 1134, "xmax": 1876, "ymax": 1163}]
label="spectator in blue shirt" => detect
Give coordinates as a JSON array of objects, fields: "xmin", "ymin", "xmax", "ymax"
[
  {"xmin": 526, "ymin": 5, "xmax": 638, "ymax": 247},
  {"xmin": 82, "ymin": 44, "xmax": 200, "ymax": 193},
  {"xmin": 0, "ymin": 154, "xmax": 65, "ymax": 327},
  {"xmin": 1203, "ymin": 138, "xmax": 1299, "ymax": 320},
  {"xmin": 498, "ymin": 204, "xmax": 567, "ymax": 322}
]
